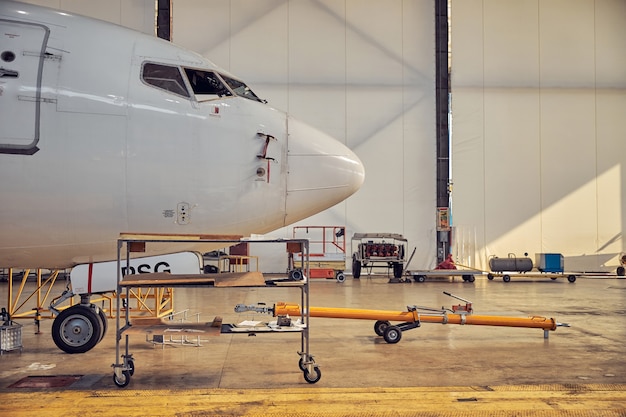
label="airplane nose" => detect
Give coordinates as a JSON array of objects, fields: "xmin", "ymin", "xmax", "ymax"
[{"xmin": 285, "ymin": 117, "xmax": 365, "ymax": 224}]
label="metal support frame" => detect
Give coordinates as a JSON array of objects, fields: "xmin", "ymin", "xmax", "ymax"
[{"xmin": 112, "ymin": 233, "xmax": 317, "ymax": 387}]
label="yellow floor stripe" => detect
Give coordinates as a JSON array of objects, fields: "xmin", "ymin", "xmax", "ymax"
[{"xmin": 2, "ymin": 384, "xmax": 625, "ymax": 417}]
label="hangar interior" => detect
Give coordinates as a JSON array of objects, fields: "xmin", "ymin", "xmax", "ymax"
[{"xmin": 17, "ymin": 0, "xmax": 626, "ymax": 274}]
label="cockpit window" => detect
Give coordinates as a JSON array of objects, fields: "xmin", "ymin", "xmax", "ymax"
[
  {"xmin": 220, "ymin": 74, "xmax": 263, "ymax": 103},
  {"xmin": 142, "ymin": 63, "xmax": 190, "ymax": 98},
  {"xmin": 184, "ymin": 68, "xmax": 232, "ymax": 99}
]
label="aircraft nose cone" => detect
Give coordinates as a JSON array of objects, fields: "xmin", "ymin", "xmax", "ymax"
[{"xmin": 285, "ymin": 117, "xmax": 365, "ymax": 224}]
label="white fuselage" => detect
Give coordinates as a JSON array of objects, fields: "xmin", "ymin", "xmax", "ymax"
[{"xmin": 0, "ymin": 2, "xmax": 364, "ymax": 268}]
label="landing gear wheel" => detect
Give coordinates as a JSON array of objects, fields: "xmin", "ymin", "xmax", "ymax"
[
  {"xmin": 113, "ymin": 370, "xmax": 131, "ymax": 388},
  {"xmin": 567, "ymin": 275, "xmax": 577, "ymax": 283},
  {"xmin": 383, "ymin": 325, "xmax": 402, "ymax": 344},
  {"xmin": 503, "ymin": 275, "xmax": 511, "ymax": 283},
  {"xmin": 52, "ymin": 305, "xmax": 102, "ymax": 354},
  {"xmin": 374, "ymin": 320, "xmax": 390, "ymax": 336},
  {"xmin": 352, "ymin": 257, "xmax": 361, "ymax": 279},
  {"xmin": 303, "ymin": 366, "xmax": 322, "ymax": 384},
  {"xmin": 97, "ymin": 307, "xmax": 108, "ymax": 342},
  {"xmin": 335, "ymin": 272, "xmax": 346, "ymax": 283}
]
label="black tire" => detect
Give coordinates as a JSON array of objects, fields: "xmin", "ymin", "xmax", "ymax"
[
  {"xmin": 414, "ymin": 275, "xmax": 426, "ymax": 283},
  {"xmin": 352, "ymin": 257, "xmax": 361, "ymax": 279},
  {"xmin": 96, "ymin": 307, "xmax": 108, "ymax": 342},
  {"xmin": 617, "ymin": 266, "xmax": 625, "ymax": 276},
  {"xmin": 113, "ymin": 370, "xmax": 131, "ymax": 388},
  {"xmin": 127, "ymin": 359, "xmax": 135, "ymax": 376},
  {"xmin": 487, "ymin": 273, "xmax": 494, "ymax": 280},
  {"xmin": 289, "ymin": 269, "xmax": 303, "ymax": 281},
  {"xmin": 52, "ymin": 305, "xmax": 102, "ymax": 354},
  {"xmin": 393, "ymin": 262, "xmax": 403, "ymax": 279},
  {"xmin": 503, "ymin": 275, "xmax": 511, "ymax": 283},
  {"xmin": 303, "ymin": 366, "xmax": 322, "ymax": 384},
  {"xmin": 374, "ymin": 320, "xmax": 390, "ymax": 336},
  {"xmin": 463, "ymin": 275, "xmax": 475, "ymax": 283},
  {"xmin": 335, "ymin": 272, "xmax": 346, "ymax": 283},
  {"xmin": 567, "ymin": 275, "xmax": 577, "ymax": 283},
  {"xmin": 383, "ymin": 325, "xmax": 402, "ymax": 344},
  {"xmin": 298, "ymin": 357, "xmax": 307, "ymax": 372}
]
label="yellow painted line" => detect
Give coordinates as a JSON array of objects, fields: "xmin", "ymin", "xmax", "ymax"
[{"xmin": 2, "ymin": 384, "xmax": 625, "ymax": 416}]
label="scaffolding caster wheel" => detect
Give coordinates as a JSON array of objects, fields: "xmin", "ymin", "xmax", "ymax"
[
  {"xmin": 303, "ymin": 365, "xmax": 322, "ymax": 384},
  {"xmin": 113, "ymin": 369, "xmax": 131, "ymax": 388}
]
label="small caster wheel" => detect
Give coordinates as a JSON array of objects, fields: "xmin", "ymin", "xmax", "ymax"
[
  {"xmin": 289, "ymin": 269, "xmax": 303, "ymax": 281},
  {"xmin": 383, "ymin": 325, "xmax": 402, "ymax": 344},
  {"xmin": 335, "ymin": 272, "xmax": 346, "ymax": 283},
  {"xmin": 487, "ymin": 273, "xmax": 494, "ymax": 280},
  {"xmin": 303, "ymin": 366, "xmax": 322, "ymax": 384},
  {"xmin": 374, "ymin": 320, "xmax": 390, "ymax": 336},
  {"xmin": 567, "ymin": 275, "xmax": 577, "ymax": 283},
  {"xmin": 113, "ymin": 370, "xmax": 131, "ymax": 388},
  {"xmin": 298, "ymin": 356, "xmax": 310, "ymax": 372},
  {"xmin": 127, "ymin": 359, "xmax": 135, "ymax": 376},
  {"xmin": 503, "ymin": 275, "xmax": 511, "ymax": 283}
]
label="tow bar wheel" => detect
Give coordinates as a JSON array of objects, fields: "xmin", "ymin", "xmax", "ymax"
[
  {"xmin": 383, "ymin": 325, "xmax": 402, "ymax": 344},
  {"xmin": 374, "ymin": 320, "xmax": 391, "ymax": 336}
]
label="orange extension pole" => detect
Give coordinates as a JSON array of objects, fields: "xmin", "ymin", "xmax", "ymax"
[{"xmin": 274, "ymin": 302, "xmax": 558, "ymax": 331}]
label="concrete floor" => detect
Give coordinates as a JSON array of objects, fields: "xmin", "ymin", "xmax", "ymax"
[{"xmin": 1, "ymin": 274, "xmax": 625, "ymax": 415}]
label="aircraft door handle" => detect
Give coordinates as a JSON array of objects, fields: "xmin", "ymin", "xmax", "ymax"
[
  {"xmin": 256, "ymin": 132, "xmax": 276, "ymax": 160},
  {"xmin": 0, "ymin": 68, "xmax": 19, "ymax": 78}
]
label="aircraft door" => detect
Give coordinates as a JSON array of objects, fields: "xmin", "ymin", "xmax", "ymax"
[{"xmin": 0, "ymin": 19, "xmax": 49, "ymax": 154}]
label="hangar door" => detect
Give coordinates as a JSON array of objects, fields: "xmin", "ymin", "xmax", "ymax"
[{"xmin": 450, "ymin": 0, "xmax": 626, "ymax": 272}]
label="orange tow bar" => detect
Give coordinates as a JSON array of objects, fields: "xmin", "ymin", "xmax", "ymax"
[{"xmin": 258, "ymin": 292, "xmax": 568, "ymax": 344}]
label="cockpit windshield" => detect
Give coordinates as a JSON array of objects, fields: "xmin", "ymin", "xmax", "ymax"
[
  {"xmin": 183, "ymin": 67, "xmax": 264, "ymax": 103},
  {"xmin": 220, "ymin": 74, "xmax": 264, "ymax": 103},
  {"xmin": 184, "ymin": 68, "xmax": 232, "ymax": 99}
]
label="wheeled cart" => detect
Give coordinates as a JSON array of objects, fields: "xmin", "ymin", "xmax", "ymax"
[
  {"xmin": 112, "ymin": 234, "xmax": 320, "ymax": 387},
  {"xmin": 409, "ymin": 270, "xmax": 484, "ymax": 283},
  {"xmin": 487, "ymin": 272, "xmax": 578, "ymax": 283},
  {"xmin": 351, "ymin": 233, "xmax": 408, "ymax": 279}
]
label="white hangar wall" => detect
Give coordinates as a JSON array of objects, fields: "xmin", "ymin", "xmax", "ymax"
[
  {"xmin": 171, "ymin": 0, "xmax": 438, "ymax": 272},
  {"xmin": 451, "ymin": 0, "xmax": 626, "ymax": 272}
]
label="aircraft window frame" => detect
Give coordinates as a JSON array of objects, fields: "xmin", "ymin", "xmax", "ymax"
[
  {"xmin": 184, "ymin": 68, "xmax": 233, "ymax": 101},
  {"xmin": 141, "ymin": 62, "xmax": 190, "ymax": 98}
]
